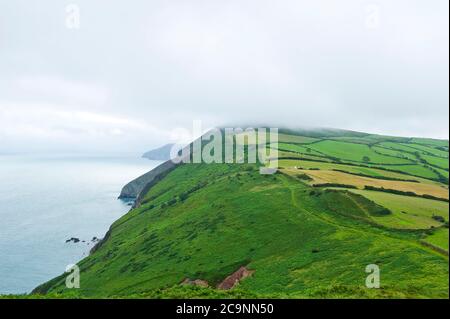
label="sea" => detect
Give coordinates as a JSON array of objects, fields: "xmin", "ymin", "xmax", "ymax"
[{"xmin": 0, "ymin": 154, "xmax": 161, "ymax": 294}]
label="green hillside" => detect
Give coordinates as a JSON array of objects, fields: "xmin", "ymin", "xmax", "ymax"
[{"xmin": 32, "ymin": 129, "xmax": 449, "ymax": 299}]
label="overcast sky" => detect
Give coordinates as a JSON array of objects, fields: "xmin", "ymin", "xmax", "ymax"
[{"xmin": 0, "ymin": 0, "xmax": 448, "ymax": 153}]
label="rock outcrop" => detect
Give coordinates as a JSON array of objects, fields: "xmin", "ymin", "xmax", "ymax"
[
  {"xmin": 119, "ymin": 140, "xmax": 197, "ymax": 203},
  {"xmin": 118, "ymin": 160, "xmax": 178, "ymax": 201},
  {"xmin": 217, "ymin": 266, "xmax": 254, "ymax": 290}
]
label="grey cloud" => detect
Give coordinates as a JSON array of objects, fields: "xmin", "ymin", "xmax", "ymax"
[{"xmin": 0, "ymin": 0, "xmax": 448, "ymax": 153}]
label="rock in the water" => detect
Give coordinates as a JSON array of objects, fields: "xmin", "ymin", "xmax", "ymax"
[{"xmin": 65, "ymin": 237, "xmax": 80, "ymax": 243}]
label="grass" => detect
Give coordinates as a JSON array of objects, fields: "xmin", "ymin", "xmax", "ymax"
[
  {"xmin": 407, "ymin": 144, "xmax": 449, "ymax": 158},
  {"xmin": 327, "ymin": 137, "xmax": 375, "ymax": 145},
  {"xmin": 275, "ymin": 143, "xmax": 324, "ymax": 156},
  {"xmin": 410, "ymin": 138, "xmax": 449, "ymax": 148},
  {"xmin": 423, "ymin": 228, "xmax": 449, "ymax": 251},
  {"xmin": 372, "ymin": 146, "xmax": 417, "ymax": 161},
  {"xmin": 378, "ymin": 142, "xmax": 420, "ymax": 153},
  {"xmin": 307, "ymin": 140, "xmax": 413, "ymax": 164},
  {"xmin": 343, "ymin": 189, "xmax": 449, "ymax": 230},
  {"xmin": 278, "ymin": 159, "xmax": 425, "ymax": 182},
  {"xmin": 370, "ymin": 164, "xmax": 440, "ymax": 180},
  {"xmin": 434, "ymin": 167, "xmax": 449, "ymax": 179},
  {"xmin": 277, "ymin": 133, "xmax": 319, "ymax": 144},
  {"xmin": 284, "ymin": 169, "xmax": 448, "ymax": 199},
  {"xmin": 420, "ymin": 154, "xmax": 449, "ymax": 170},
  {"xmin": 33, "ymin": 163, "xmax": 449, "ymax": 299},
  {"xmin": 276, "ymin": 151, "xmax": 334, "ymax": 162},
  {"xmin": 26, "ymin": 128, "xmax": 449, "ymax": 299}
]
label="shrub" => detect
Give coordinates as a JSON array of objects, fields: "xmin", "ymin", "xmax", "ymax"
[
  {"xmin": 167, "ymin": 198, "xmax": 177, "ymax": 206},
  {"xmin": 364, "ymin": 186, "xmax": 449, "ymax": 203},
  {"xmin": 178, "ymin": 193, "xmax": 189, "ymax": 202},
  {"xmin": 313, "ymin": 183, "xmax": 357, "ymax": 189},
  {"xmin": 373, "ymin": 207, "xmax": 392, "ymax": 216},
  {"xmin": 296, "ymin": 173, "xmax": 313, "ymax": 181},
  {"xmin": 432, "ymin": 215, "xmax": 446, "ymax": 223}
]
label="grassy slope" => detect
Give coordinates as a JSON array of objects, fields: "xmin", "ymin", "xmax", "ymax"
[
  {"xmin": 410, "ymin": 137, "xmax": 449, "ymax": 148},
  {"xmin": 343, "ymin": 189, "xmax": 448, "ymax": 230},
  {"xmin": 278, "ymin": 133, "xmax": 319, "ymax": 144},
  {"xmin": 424, "ymin": 229, "xmax": 449, "ymax": 251},
  {"xmin": 307, "ymin": 140, "xmax": 413, "ymax": 164},
  {"xmin": 421, "ymin": 155, "xmax": 449, "ymax": 170},
  {"xmin": 371, "ymin": 164, "xmax": 440, "ymax": 180},
  {"xmin": 36, "ymin": 163, "xmax": 448, "ymax": 298},
  {"xmin": 32, "ymin": 129, "xmax": 449, "ymax": 299},
  {"xmin": 277, "ymin": 143, "xmax": 324, "ymax": 156}
]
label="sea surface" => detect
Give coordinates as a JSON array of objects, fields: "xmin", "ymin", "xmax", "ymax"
[{"xmin": 0, "ymin": 154, "xmax": 161, "ymax": 294}]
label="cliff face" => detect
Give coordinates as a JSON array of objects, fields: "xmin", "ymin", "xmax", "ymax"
[
  {"xmin": 121, "ymin": 139, "xmax": 197, "ymax": 201},
  {"xmin": 118, "ymin": 160, "xmax": 178, "ymax": 200}
]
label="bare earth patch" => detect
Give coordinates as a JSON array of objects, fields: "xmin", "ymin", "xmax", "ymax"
[
  {"xmin": 181, "ymin": 278, "xmax": 209, "ymax": 287},
  {"xmin": 217, "ymin": 266, "xmax": 255, "ymax": 290}
]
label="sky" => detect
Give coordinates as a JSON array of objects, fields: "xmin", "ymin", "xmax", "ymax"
[{"xmin": 0, "ymin": 0, "xmax": 448, "ymax": 153}]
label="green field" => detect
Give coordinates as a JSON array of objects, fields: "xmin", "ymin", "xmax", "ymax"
[
  {"xmin": 370, "ymin": 164, "xmax": 441, "ymax": 180},
  {"xmin": 277, "ymin": 133, "xmax": 319, "ymax": 144},
  {"xmin": 26, "ymin": 128, "xmax": 449, "ymax": 299},
  {"xmin": 378, "ymin": 142, "xmax": 420, "ymax": 153},
  {"xmin": 343, "ymin": 189, "xmax": 448, "ymax": 230},
  {"xmin": 276, "ymin": 143, "xmax": 324, "ymax": 156},
  {"xmin": 279, "ymin": 159, "xmax": 413, "ymax": 179},
  {"xmin": 420, "ymin": 154, "xmax": 449, "ymax": 170},
  {"xmin": 423, "ymin": 228, "xmax": 449, "ymax": 251},
  {"xmin": 434, "ymin": 167, "xmax": 449, "ymax": 179},
  {"xmin": 407, "ymin": 144, "xmax": 449, "ymax": 158},
  {"xmin": 276, "ymin": 152, "xmax": 333, "ymax": 163},
  {"xmin": 307, "ymin": 140, "xmax": 413, "ymax": 164},
  {"xmin": 410, "ymin": 138, "xmax": 450, "ymax": 148},
  {"xmin": 372, "ymin": 146, "xmax": 416, "ymax": 161}
]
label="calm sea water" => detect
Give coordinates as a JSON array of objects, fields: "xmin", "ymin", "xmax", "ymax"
[{"xmin": 0, "ymin": 154, "xmax": 161, "ymax": 294}]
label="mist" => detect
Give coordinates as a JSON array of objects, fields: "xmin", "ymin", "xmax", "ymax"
[{"xmin": 0, "ymin": 0, "xmax": 448, "ymax": 153}]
